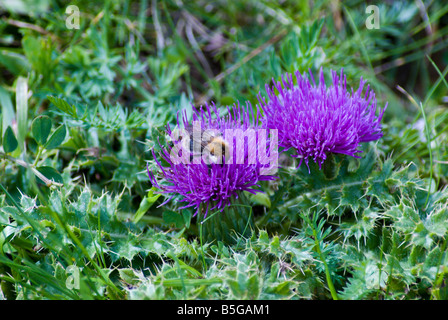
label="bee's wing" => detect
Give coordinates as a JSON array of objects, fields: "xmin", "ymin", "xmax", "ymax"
[
  {"xmin": 201, "ymin": 131, "xmax": 214, "ymax": 143},
  {"xmin": 189, "ymin": 136, "xmax": 206, "ymax": 155},
  {"xmin": 202, "ymin": 128, "xmax": 223, "ymax": 143}
]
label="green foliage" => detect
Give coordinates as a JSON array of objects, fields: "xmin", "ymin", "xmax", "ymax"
[
  {"xmin": 2, "ymin": 126, "xmax": 18, "ymax": 154},
  {"xmin": 31, "ymin": 116, "xmax": 52, "ymax": 146},
  {"xmin": 1, "ymin": 0, "xmax": 448, "ymax": 301},
  {"xmin": 277, "ymin": 19, "xmax": 326, "ymax": 74}
]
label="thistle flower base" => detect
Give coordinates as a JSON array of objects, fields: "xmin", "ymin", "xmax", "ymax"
[{"xmin": 198, "ymin": 193, "xmax": 254, "ymax": 245}]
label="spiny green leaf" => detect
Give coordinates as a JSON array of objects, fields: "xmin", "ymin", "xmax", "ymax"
[
  {"xmin": 119, "ymin": 268, "xmax": 145, "ymax": 286},
  {"xmin": 366, "ymin": 159, "xmax": 396, "ymax": 202}
]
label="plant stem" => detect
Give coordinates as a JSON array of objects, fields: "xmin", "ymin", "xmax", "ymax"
[
  {"xmin": 256, "ymin": 177, "xmax": 293, "ymax": 227},
  {"xmin": 303, "ymin": 212, "xmax": 339, "ymax": 300},
  {"xmin": 33, "ymin": 145, "xmax": 42, "ymax": 167},
  {"xmin": 312, "ymin": 226, "xmax": 339, "ymax": 300},
  {"xmin": 0, "ymin": 152, "xmax": 63, "ymax": 187},
  {"xmin": 199, "ymin": 222, "xmax": 207, "ymax": 273}
]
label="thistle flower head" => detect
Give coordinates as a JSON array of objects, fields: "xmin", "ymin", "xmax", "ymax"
[
  {"xmin": 148, "ymin": 102, "xmax": 277, "ymax": 218},
  {"xmin": 259, "ymin": 68, "xmax": 387, "ymax": 169}
]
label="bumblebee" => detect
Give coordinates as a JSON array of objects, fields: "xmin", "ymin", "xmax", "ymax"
[
  {"xmin": 202, "ymin": 133, "xmax": 230, "ymax": 164},
  {"xmin": 178, "ymin": 125, "xmax": 230, "ymax": 165}
]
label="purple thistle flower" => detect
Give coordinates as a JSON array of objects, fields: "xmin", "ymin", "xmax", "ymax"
[
  {"xmin": 258, "ymin": 68, "xmax": 387, "ymax": 169},
  {"xmin": 148, "ymin": 102, "xmax": 277, "ymax": 218}
]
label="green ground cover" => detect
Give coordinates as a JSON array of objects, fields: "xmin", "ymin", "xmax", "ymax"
[{"xmin": 0, "ymin": 0, "xmax": 448, "ymax": 300}]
